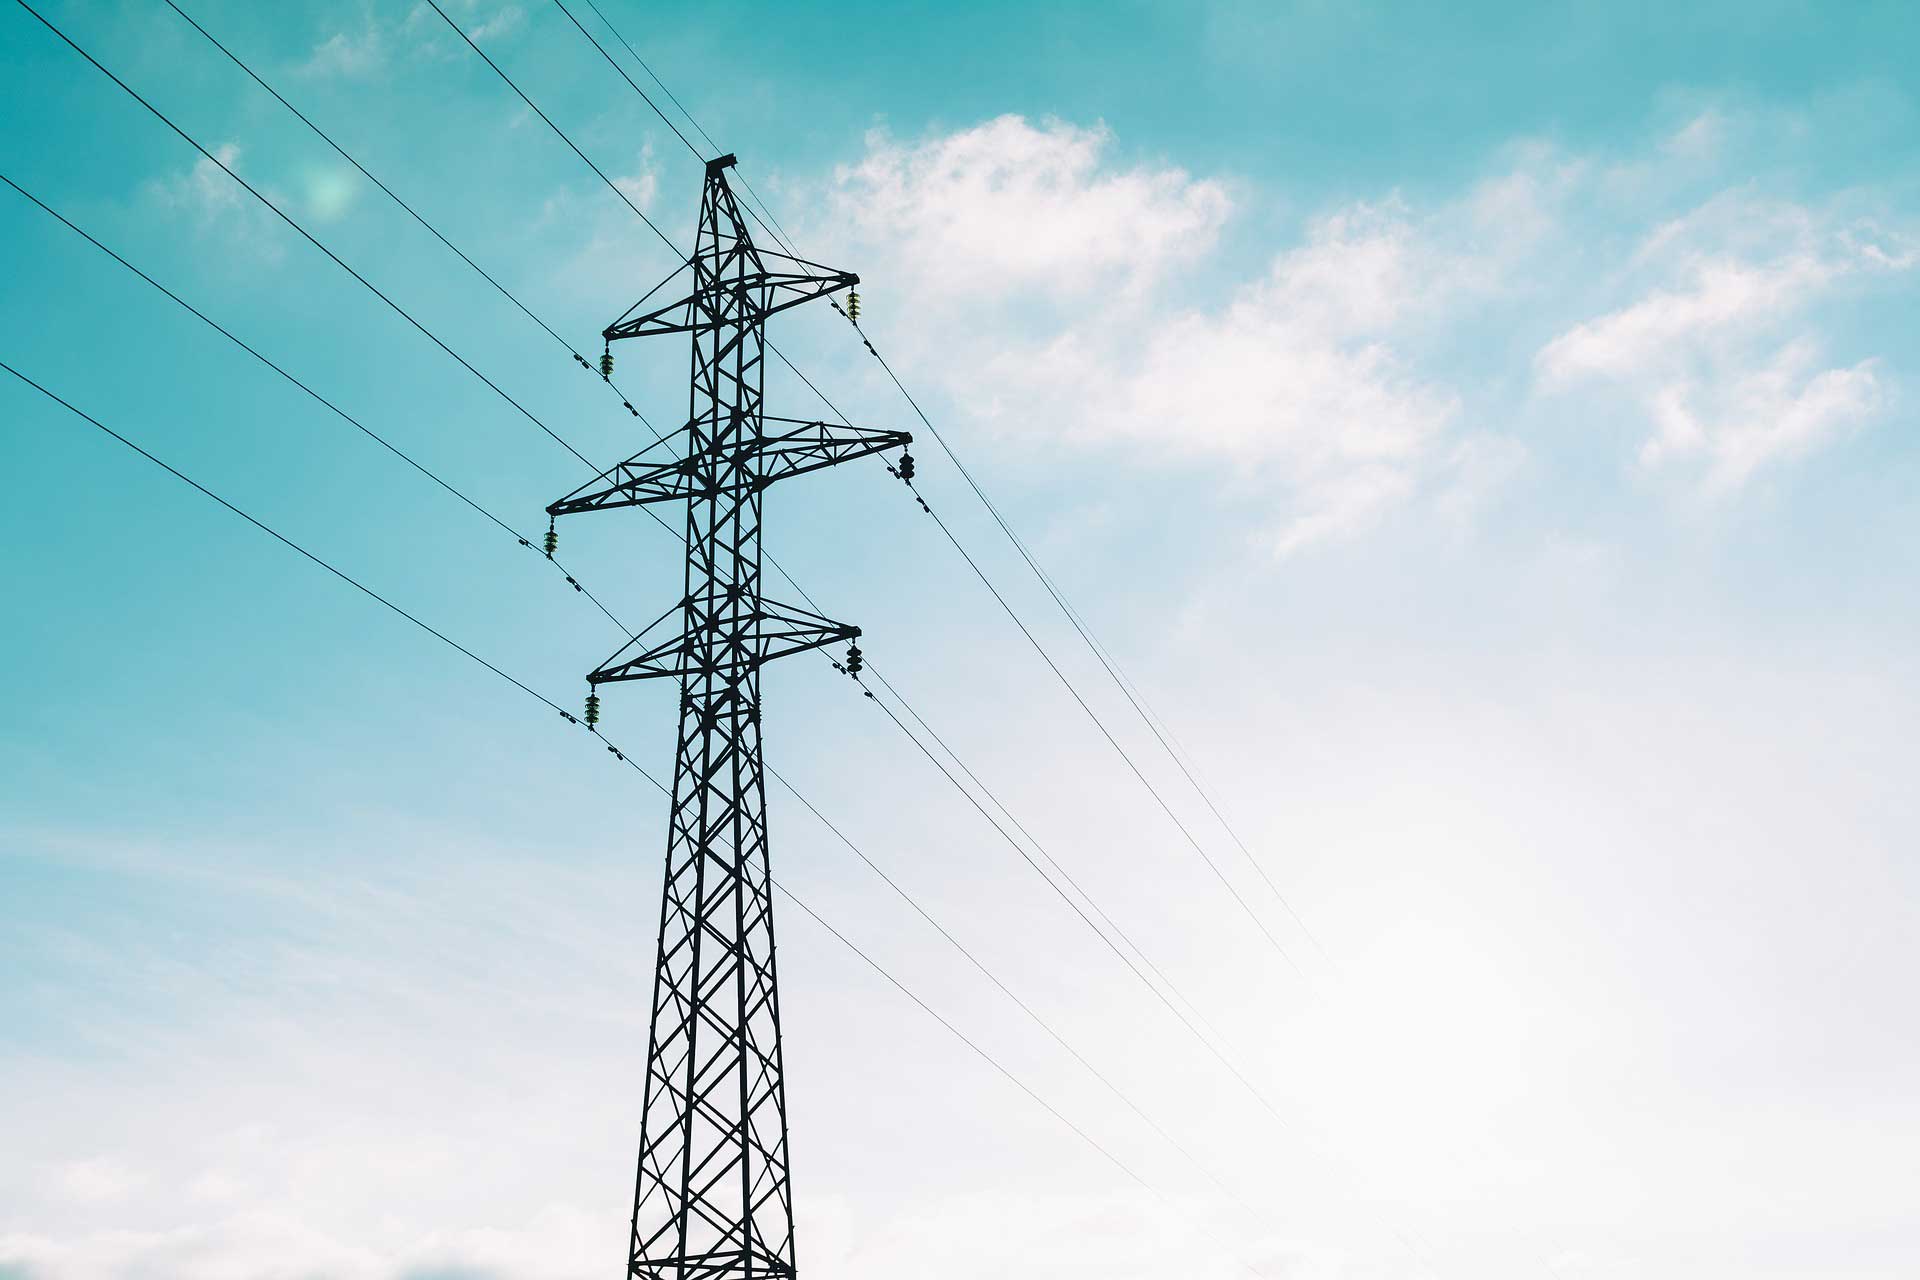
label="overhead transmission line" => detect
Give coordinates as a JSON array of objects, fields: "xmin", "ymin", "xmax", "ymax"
[
  {"xmin": 0, "ymin": 172, "xmax": 626, "ymax": 634},
  {"xmin": 426, "ymin": 0, "xmax": 1310, "ymax": 999},
  {"xmin": 399, "ymin": 13, "xmax": 1458, "ymax": 1257},
  {"xmin": 0, "ymin": 357, "xmax": 1263, "ymax": 1277},
  {"xmin": 554, "ymin": 14, "xmax": 1606, "ymax": 1277},
  {"xmin": 13, "ymin": 0, "xmax": 608, "ymax": 474},
  {"xmin": 23, "ymin": 0, "xmax": 1253, "ymax": 1154},
  {"xmin": 3, "ymin": 360, "xmax": 1259, "ymax": 1258},
  {"xmin": 134, "ymin": 0, "xmax": 1237, "ymax": 1103},
  {"xmin": 501, "ymin": 15, "xmax": 1468, "ymax": 1265},
  {"xmin": 561, "ymin": 0, "xmax": 1330, "ymax": 960},
  {"xmin": 416, "ymin": 0, "xmax": 1324, "ymax": 1060},
  {"xmin": 155, "ymin": 0, "xmax": 664, "ymax": 436},
  {"xmin": 540, "ymin": 0, "xmax": 1314, "ymax": 978},
  {"xmin": 22, "ymin": 0, "xmax": 689, "ymax": 594},
  {"xmin": 0, "ymin": 169, "xmax": 1260, "ymax": 1225},
  {"xmin": 18, "ymin": 6, "xmax": 1420, "ymax": 1257},
  {"xmin": 16, "ymin": 8, "xmax": 1521, "ymax": 1269}
]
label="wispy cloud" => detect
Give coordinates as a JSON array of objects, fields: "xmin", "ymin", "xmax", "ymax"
[
  {"xmin": 1537, "ymin": 186, "xmax": 1916, "ymax": 491},
  {"xmin": 826, "ymin": 108, "xmax": 1919, "ymax": 550},
  {"xmin": 828, "ymin": 116, "xmax": 1502, "ymax": 555},
  {"xmin": 834, "ymin": 115, "xmax": 1231, "ymax": 298},
  {"xmin": 296, "ymin": 25, "xmax": 385, "ymax": 79},
  {"xmin": 143, "ymin": 143, "xmax": 288, "ymax": 263}
]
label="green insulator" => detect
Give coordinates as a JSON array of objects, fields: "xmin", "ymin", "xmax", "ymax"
[
  {"xmin": 543, "ymin": 525, "xmax": 558, "ymax": 558},
  {"xmin": 846, "ymin": 289, "xmax": 861, "ymax": 324},
  {"xmin": 584, "ymin": 692, "xmax": 601, "ymax": 727},
  {"xmin": 599, "ymin": 349, "xmax": 614, "ymax": 378}
]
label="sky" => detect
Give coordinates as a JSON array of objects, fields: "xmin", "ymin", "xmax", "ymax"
[{"xmin": 2, "ymin": 1, "xmax": 1918, "ymax": 1278}]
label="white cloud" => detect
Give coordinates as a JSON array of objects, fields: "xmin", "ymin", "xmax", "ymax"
[
  {"xmin": 613, "ymin": 142, "xmax": 659, "ymax": 213},
  {"xmin": 469, "ymin": 5, "xmax": 525, "ymax": 43},
  {"xmin": 147, "ymin": 142, "xmax": 246, "ymax": 223},
  {"xmin": 823, "ymin": 110, "xmax": 1919, "ymax": 541},
  {"xmin": 1434, "ymin": 433, "xmax": 1529, "ymax": 525},
  {"xmin": 826, "ymin": 119, "xmax": 1488, "ymax": 555},
  {"xmin": 51, "ymin": 1158, "xmax": 143, "ymax": 1205},
  {"xmin": 297, "ymin": 26, "xmax": 385, "ymax": 79},
  {"xmin": 391, "ymin": 3, "xmax": 524, "ymax": 64},
  {"xmin": 988, "ymin": 205, "xmax": 1464, "ymax": 553},
  {"xmin": 1643, "ymin": 342, "xmax": 1885, "ymax": 490},
  {"xmin": 1537, "ymin": 193, "xmax": 1915, "ymax": 488},
  {"xmin": 144, "ymin": 143, "xmax": 287, "ymax": 264},
  {"xmin": 833, "ymin": 115, "xmax": 1230, "ymax": 298}
]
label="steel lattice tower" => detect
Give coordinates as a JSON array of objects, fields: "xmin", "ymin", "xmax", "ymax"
[{"xmin": 548, "ymin": 154, "xmax": 909, "ymax": 1280}]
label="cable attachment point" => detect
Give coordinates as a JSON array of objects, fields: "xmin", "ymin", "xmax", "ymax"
[
  {"xmin": 844, "ymin": 642, "xmax": 864, "ymax": 677},
  {"xmin": 584, "ymin": 687, "xmax": 601, "ymax": 729},
  {"xmin": 543, "ymin": 516, "xmax": 558, "ymax": 559},
  {"xmin": 845, "ymin": 288, "xmax": 861, "ymax": 326}
]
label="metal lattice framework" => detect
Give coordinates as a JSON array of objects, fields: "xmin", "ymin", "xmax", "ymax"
[{"xmin": 550, "ymin": 154, "xmax": 908, "ymax": 1280}]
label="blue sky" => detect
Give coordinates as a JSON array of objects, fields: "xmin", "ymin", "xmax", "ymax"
[{"xmin": 3, "ymin": 2, "xmax": 1918, "ymax": 1278}]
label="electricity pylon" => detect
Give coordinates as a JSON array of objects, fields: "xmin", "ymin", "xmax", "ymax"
[{"xmin": 548, "ymin": 154, "xmax": 909, "ymax": 1280}]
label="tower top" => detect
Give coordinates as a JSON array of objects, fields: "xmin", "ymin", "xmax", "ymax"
[{"xmin": 706, "ymin": 152, "xmax": 737, "ymax": 176}]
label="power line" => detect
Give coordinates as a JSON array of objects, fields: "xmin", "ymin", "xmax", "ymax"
[
  {"xmin": 109, "ymin": 0, "xmax": 1337, "ymax": 1226},
  {"xmin": 421, "ymin": 0, "xmax": 679, "ymax": 259},
  {"xmin": 156, "ymin": 0, "xmax": 666, "ymax": 439},
  {"xmin": 13, "ymin": 0, "xmax": 602, "ymax": 473},
  {"xmin": 0, "ymin": 170, "xmax": 629, "ymax": 638},
  {"xmin": 535, "ymin": 0, "xmax": 1309, "ymax": 979},
  {"xmin": 549, "ymin": 0, "xmax": 1332, "ymax": 977},
  {"xmin": 911, "ymin": 466, "xmax": 1305, "ymax": 976},
  {"xmin": 1, "ymin": 355, "xmax": 1260, "ymax": 1278},
  {"xmin": 502, "ymin": 24, "xmax": 1459, "ymax": 1265},
  {"xmin": 559, "ymin": 0, "xmax": 802, "ymax": 263},
  {"xmin": 842, "ymin": 667, "xmax": 1430, "ymax": 1271},
  {"xmin": 768, "ymin": 881, "xmax": 1263, "ymax": 1280},
  {"xmin": 2, "ymin": 357, "xmax": 563, "ymax": 715},
  {"xmin": 579, "ymin": 0, "xmax": 721, "ymax": 157},
  {"xmin": 549, "ymin": 0, "xmax": 703, "ymax": 163},
  {"xmin": 849, "ymin": 666, "xmax": 1294, "ymax": 1132},
  {"xmin": 29, "ymin": 8, "xmax": 1428, "ymax": 1257},
  {"xmin": 20, "ymin": 10, "xmax": 1523, "ymax": 1271},
  {"xmin": 423, "ymin": 0, "xmax": 1289, "ymax": 1058},
  {"xmin": 763, "ymin": 757, "xmax": 1256, "ymax": 1215},
  {"xmin": 21, "ymin": 3, "xmax": 1256, "ymax": 1173},
  {"xmin": 553, "ymin": 22, "xmax": 1594, "ymax": 1277},
  {"xmin": 767, "ymin": 564, "xmax": 1226, "ymax": 1041},
  {"xmin": 2, "ymin": 169, "xmax": 1266, "ymax": 1226},
  {"xmin": 408, "ymin": 29, "xmax": 1439, "ymax": 1252},
  {"xmin": 865, "ymin": 339, "xmax": 1333, "ymax": 962}
]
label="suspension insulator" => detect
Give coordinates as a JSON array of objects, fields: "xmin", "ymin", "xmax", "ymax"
[
  {"xmin": 846, "ymin": 289, "xmax": 861, "ymax": 324},
  {"xmin": 898, "ymin": 451, "xmax": 915, "ymax": 483},
  {"xmin": 584, "ymin": 691, "xmax": 601, "ymax": 728},
  {"xmin": 543, "ymin": 521, "xmax": 558, "ymax": 558},
  {"xmin": 599, "ymin": 349, "xmax": 614, "ymax": 379},
  {"xmin": 845, "ymin": 643, "xmax": 863, "ymax": 677}
]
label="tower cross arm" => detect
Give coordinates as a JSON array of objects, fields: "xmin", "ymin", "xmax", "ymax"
[
  {"xmin": 603, "ymin": 263, "xmax": 860, "ymax": 342},
  {"xmin": 546, "ymin": 418, "xmax": 911, "ymax": 516},
  {"xmin": 755, "ymin": 416, "xmax": 911, "ymax": 487},
  {"xmin": 546, "ymin": 427, "xmax": 696, "ymax": 516},
  {"xmin": 588, "ymin": 597, "xmax": 861, "ymax": 684}
]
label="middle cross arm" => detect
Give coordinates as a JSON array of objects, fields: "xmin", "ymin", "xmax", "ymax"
[{"xmin": 548, "ymin": 417, "xmax": 911, "ymax": 517}]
